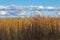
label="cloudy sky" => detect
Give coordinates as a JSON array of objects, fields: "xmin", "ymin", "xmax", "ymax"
[{"xmin": 0, "ymin": 0, "xmax": 60, "ymax": 18}]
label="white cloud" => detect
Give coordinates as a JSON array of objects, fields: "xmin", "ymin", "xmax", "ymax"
[
  {"xmin": 58, "ymin": 12, "xmax": 60, "ymax": 15},
  {"xmin": 45, "ymin": 6, "xmax": 55, "ymax": 9},
  {"xmin": 0, "ymin": 11, "xmax": 7, "ymax": 15},
  {"xmin": 20, "ymin": 11, "xmax": 26, "ymax": 15},
  {"xmin": 37, "ymin": 6, "xmax": 44, "ymax": 9},
  {"xmin": 34, "ymin": 11, "xmax": 42, "ymax": 16},
  {"xmin": 0, "ymin": 6, "xmax": 7, "ymax": 9},
  {"xmin": 0, "ymin": 5, "xmax": 58, "ymax": 17},
  {"xmin": 0, "ymin": 5, "xmax": 56, "ymax": 11},
  {"xmin": 28, "ymin": 6, "xmax": 37, "ymax": 10},
  {"xmin": 28, "ymin": 6, "xmax": 34, "ymax": 10},
  {"xmin": 17, "ymin": 11, "xmax": 26, "ymax": 16}
]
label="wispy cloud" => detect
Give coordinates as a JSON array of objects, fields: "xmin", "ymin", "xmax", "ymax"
[
  {"xmin": 18, "ymin": 11, "xmax": 26, "ymax": 16},
  {"xmin": 0, "ymin": 6, "xmax": 7, "ymax": 9},
  {"xmin": 0, "ymin": 5, "xmax": 59, "ymax": 17},
  {"xmin": 45, "ymin": 6, "xmax": 55, "ymax": 10},
  {"xmin": 37, "ymin": 6, "xmax": 44, "ymax": 9},
  {"xmin": 34, "ymin": 11, "xmax": 43, "ymax": 16},
  {"xmin": 0, "ymin": 11, "xmax": 7, "ymax": 15},
  {"xmin": 0, "ymin": 5, "xmax": 57, "ymax": 11}
]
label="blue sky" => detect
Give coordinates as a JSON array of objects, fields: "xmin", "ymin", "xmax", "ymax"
[
  {"xmin": 0, "ymin": 0, "xmax": 60, "ymax": 6},
  {"xmin": 0, "ymin": 0, "xmax": 59, "ymax": 18}
]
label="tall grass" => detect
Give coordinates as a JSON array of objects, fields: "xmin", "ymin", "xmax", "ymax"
[{"xmin": 0, "ymin": 16, "xmax": 60, "ymax": 40}]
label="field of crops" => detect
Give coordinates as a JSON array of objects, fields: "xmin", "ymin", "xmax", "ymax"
[{"xmin": 0, "ymin": 16, "xmax": 60, "ymax": 40}]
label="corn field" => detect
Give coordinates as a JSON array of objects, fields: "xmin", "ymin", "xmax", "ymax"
[{"xmin": 0, "ymin": 15, "xmax": 60, "ymax": 40}]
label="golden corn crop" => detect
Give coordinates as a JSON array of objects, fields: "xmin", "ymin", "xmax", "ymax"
[{"xmin": 0, "ymin": 16, "xmax": 60, "ymax": 40}]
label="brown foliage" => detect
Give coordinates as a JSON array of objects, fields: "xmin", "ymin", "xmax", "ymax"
[{"xmin": 0, "ymin": 16, "xmax": 60, "ymax": 40}]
